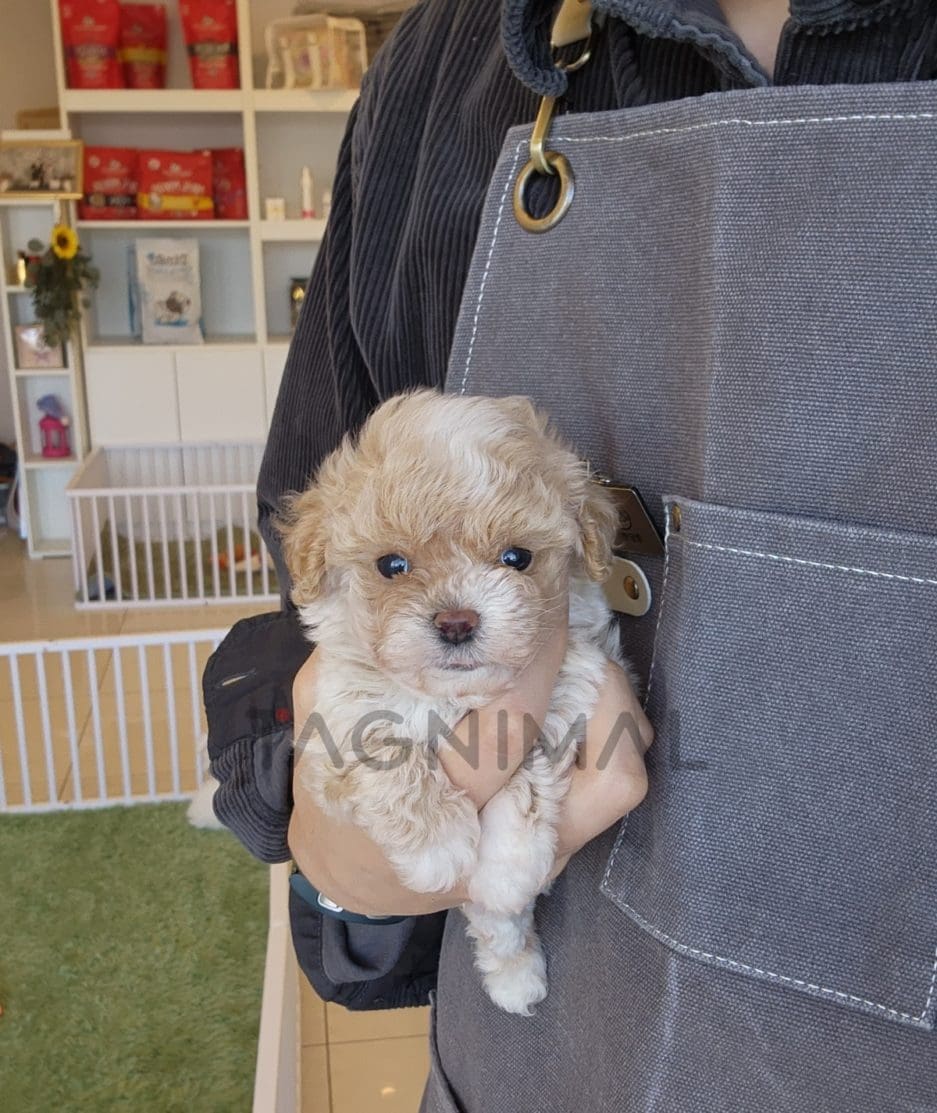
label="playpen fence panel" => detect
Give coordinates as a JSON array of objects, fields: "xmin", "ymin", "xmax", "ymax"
[
  {"xmin": 69, "ymin": 486, "xmax": 277, "ymax": 607},
  {"xmin": 68, "ymin": 443, "xmax": 276, "ymax": 608},
  {"xmin": 0, "ymin": 630, "xmax": 225, "ymax": 814}
]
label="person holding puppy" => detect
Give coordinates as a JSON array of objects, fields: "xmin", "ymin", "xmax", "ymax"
[{"xmin": 204, "ymin": 1, "xmax": 937, "ymax": 1110}]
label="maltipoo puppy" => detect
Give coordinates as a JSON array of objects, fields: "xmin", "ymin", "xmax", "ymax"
[{"xmin": 280, "ymin": 390, "xmax": 625, "ymax": 1015}]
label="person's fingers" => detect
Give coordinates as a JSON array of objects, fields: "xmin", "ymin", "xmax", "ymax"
[
  {"xmin": 555, "ymin": 661, "xmax": 651, "ymax": 860},
  {"xmin": 440, "ymin": 611, "xmax": 569, "ymax": 808},
  {"xmin": 558, "ymin": 738, "xmax": 648, "ymax": 859}
]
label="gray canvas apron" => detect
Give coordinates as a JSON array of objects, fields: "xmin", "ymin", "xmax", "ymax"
[{"xmin": 426, "ymin": 80, "xmax": 937, "ymax": 1113}]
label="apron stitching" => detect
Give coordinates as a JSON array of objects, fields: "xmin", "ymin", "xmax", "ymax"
[
  {"xmin": 606, "ymin": 892, "xmax": 935, "ymax": 1027},
  {"xmin": 551, "ymin": 111, "xmax": 937, "ymax": 146},
  {"xmin": 678, "ymin": 536, "xmax": 937, "ymax": 588},
  {"xmin": 459, "ymin": 141, "xmax": 527, "ymax": 395},
  {"xmin": 923, "ymin": 947, "xmax": 937, "ymax": 1023}
]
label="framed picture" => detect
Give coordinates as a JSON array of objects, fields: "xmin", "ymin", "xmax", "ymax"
[
  {"xmin": 14, "ymin": 324, "xmax": 65, "ymax": 370},
  {"xmin": 0, "ymin": 139, "xmax": 83, "ymax": 200}
]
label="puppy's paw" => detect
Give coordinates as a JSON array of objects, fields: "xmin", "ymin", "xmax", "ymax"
[
  {"xmin": 186, "ymin": 777, "xmax": 224, "ymax": 830},
  {"xmin": 394, "ymin": 836, "xmax": 478, "ymax": 894},
  {"xmin": 483, "ymin": 945, "xmax": 548, "ymax": 1016}
]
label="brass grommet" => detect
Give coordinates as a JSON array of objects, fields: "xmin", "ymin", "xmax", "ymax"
[
  {"xmin": 623, "ymin": 575, "xmax": 640, "ymax": 600},
  {"xmin": 670, "ymin": 503, "xmax": 683, "ymax": 533},
  {"xmin": 513, "ymin": 151, "xmax": 575, "ymax": 234}
]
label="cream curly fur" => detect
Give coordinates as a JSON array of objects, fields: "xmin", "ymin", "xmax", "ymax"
[{"xmin": 280, "ymin": 390, "xmax": 625, "ymax": 1015}]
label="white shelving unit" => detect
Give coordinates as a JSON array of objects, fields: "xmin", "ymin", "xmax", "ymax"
[
  {"xmin": 49, "ymin": 0, "xmax": 365, "ymax": 449},
  {"xmin": 0, "ymin": 197, "xmax": 90, "ymax": 558}
]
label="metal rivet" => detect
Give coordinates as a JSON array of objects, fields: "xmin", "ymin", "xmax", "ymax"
[
  {"xmin": 623, "ymin": 575, "xmax": 639, "ymax": 600},
  {"xmin": 670, "ymin": 503, "xmax": 682, "ymax": 532}
]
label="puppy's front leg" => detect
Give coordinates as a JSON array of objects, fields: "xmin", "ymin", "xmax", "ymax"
[
  {"xmin": 467, "ymin": 746, "xmax": 567, "ymax": 915},
  {"xmin": 307, "ymin": 736, "xmax": 480, "ymax": 896}
]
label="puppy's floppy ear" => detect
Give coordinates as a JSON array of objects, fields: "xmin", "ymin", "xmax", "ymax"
[
  {"xmin": 576, "ymin": 479, "xmax": 619, "ymax": 582},
  {"xmin": 276, "ymin": 486, "xmax": 329, "ymax": 605}
]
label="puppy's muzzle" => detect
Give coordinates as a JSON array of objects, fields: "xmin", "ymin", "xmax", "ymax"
[{"xmin": 434, "ymin": 609, "xmax": 479, "ymax": 646}]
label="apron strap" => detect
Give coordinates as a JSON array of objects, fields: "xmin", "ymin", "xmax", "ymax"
[
  {"xmin": 501, "ymin": 0, "xmax": 768, "ymax": 99},
  {"xmin": 501, "ymin": 0, "xmax": 577, "ymax": 98}
]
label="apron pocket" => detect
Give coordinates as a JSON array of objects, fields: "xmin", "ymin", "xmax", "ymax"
[{"xmin": 600, "ymin": 496, "xmax": 937, "ymax": 1031}]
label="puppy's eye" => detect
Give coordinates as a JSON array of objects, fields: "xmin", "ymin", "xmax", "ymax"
[
  {"xmin": 376, "ymin": 553, "xmax": 410, "ymax": 579},
  {"xmin": 500, "ymin": 547, "xmax": 532, "ymax": 571}
]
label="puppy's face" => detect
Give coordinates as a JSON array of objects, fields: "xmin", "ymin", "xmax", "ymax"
[{"xmin": 280, "ymin": 392, "xmax": 616, "ymax": 701}]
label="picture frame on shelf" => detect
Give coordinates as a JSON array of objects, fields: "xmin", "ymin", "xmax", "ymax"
[
  {"xmin": 14, "ymin": 324, "xmax": 65, "ymax": 370},
  {"xmin": 0, "ymin": 139, "xmax": 84, "ymax": 200}
]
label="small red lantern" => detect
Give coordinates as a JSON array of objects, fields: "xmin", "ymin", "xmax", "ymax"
[{"xmin": 37, "ymin": 394, "xmax": 72, "ymax": 459}]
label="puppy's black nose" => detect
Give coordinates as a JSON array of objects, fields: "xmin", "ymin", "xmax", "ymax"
[{"xmin": 434, "ymin": 609, "xmax": 479, "ymax": 645}]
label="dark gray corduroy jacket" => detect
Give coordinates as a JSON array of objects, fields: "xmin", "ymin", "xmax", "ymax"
[{"xmin": 204, "ymin": 0, "xmax": 937, "ymax": 1010}]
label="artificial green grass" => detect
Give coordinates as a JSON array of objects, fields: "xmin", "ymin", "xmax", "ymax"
[{"xmin": 0, "ymin": 804, "xmax": 268, "ymax": 1112}]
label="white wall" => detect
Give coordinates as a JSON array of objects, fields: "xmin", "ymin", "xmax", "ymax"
[
  {"xmin": 0, "ymin": 0, "xmax": 59, "ymax": 132},
  {"xmin": 0, "ymin": 0, "xmax": 59, "ymax": 446}
]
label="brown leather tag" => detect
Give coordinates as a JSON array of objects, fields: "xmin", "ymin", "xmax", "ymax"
[{"xmin": 596, "ymin": 482, "xmax": 666, "ymax": 557}]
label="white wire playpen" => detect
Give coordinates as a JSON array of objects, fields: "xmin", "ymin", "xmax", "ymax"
[
  {"xmin": 0, "ymin": 628, "xmax": 298, "ymax": 1113},
  {"xmin": 68, "ymin": 443, "xmax": 280, "ymax": 609}
]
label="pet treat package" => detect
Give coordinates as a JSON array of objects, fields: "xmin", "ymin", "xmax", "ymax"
[
  {"xmin": 180, "ymin": 0, "xmax": 240, "ymax": 89},
  {"xmin": 80, "ymin": 146, "xmax": 139, "ymax": 219},
  {"xmin": 208, "ymin": 148, "xmax": 247, "ymax": 219},
  {"xmin": 138, "ymin": 150, "xmax": 214, "ymax": 219},
  {"xmin": 131, "ymin": 238, "xmax": 204, "ymax": 345},
  {"xmin": 119, "ymin": 2, "xmax": 167, "ymax": 89},
  {"xmin": 60, "ymin": 0, "xmax": 123, "ymax": 88}
]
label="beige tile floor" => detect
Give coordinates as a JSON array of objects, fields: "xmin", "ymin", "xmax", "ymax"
[
  {"xmin": 300, "ymin": 977, "xmax": 431, "ymax": 1113},
  {"xmin": 1, "ymin": 526, "xmax": 433, "ymax": 1109}
]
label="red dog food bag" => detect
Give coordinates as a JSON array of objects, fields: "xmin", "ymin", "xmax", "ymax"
[
  {"xmin": 80, "ymin": 146, "xmax": 139, "ymax": 220},
  {"xmin": 59, "ymin": 0, "xmax": 123, "ymax": 88},
  {"xmin": 119, "ymin": 2, "xmax": 167, "ymax": 89},
  {"xmin": 209, "ymin": 148, "xmax": 247, "ymax": 220},
  {"xmin": 179, "ymin": 0, "xmax": 239, "ymax": 89},
  {"xmin": 138, "ymin": 150, "xmax": 215, "ymax": 220}
]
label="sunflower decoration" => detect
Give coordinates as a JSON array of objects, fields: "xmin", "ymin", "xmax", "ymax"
[
  {"xmin": 25, "ymin": 224, "xmax": 99, "ymax": 348},
  {"xmin": 51, "ymin": 224, "xmax": 79, "ymax": 261}
]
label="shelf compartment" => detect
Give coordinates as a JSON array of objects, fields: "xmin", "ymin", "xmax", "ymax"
[
  {"xmin": 63, "ymin": 89, "xmax": 246, "ymax": 114},
  {"xmin": 262, "ymin": 241, "xmax": 319, "ymax": 341},
  {"xmin": 85, "ymin": 228, "xmax": 255, "ymax": 345},
  {"xmin": 259, "ymin": 219, "xmax": 326, "ymax": 242}
]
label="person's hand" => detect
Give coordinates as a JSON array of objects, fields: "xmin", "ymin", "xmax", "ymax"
[
  {"xmin": 550, "ymin": 659, "xmax": 653, "ymax": 880},
  {"xmin": 287, "ymin": 644, "xmax": 652, "ymax": 918}
]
